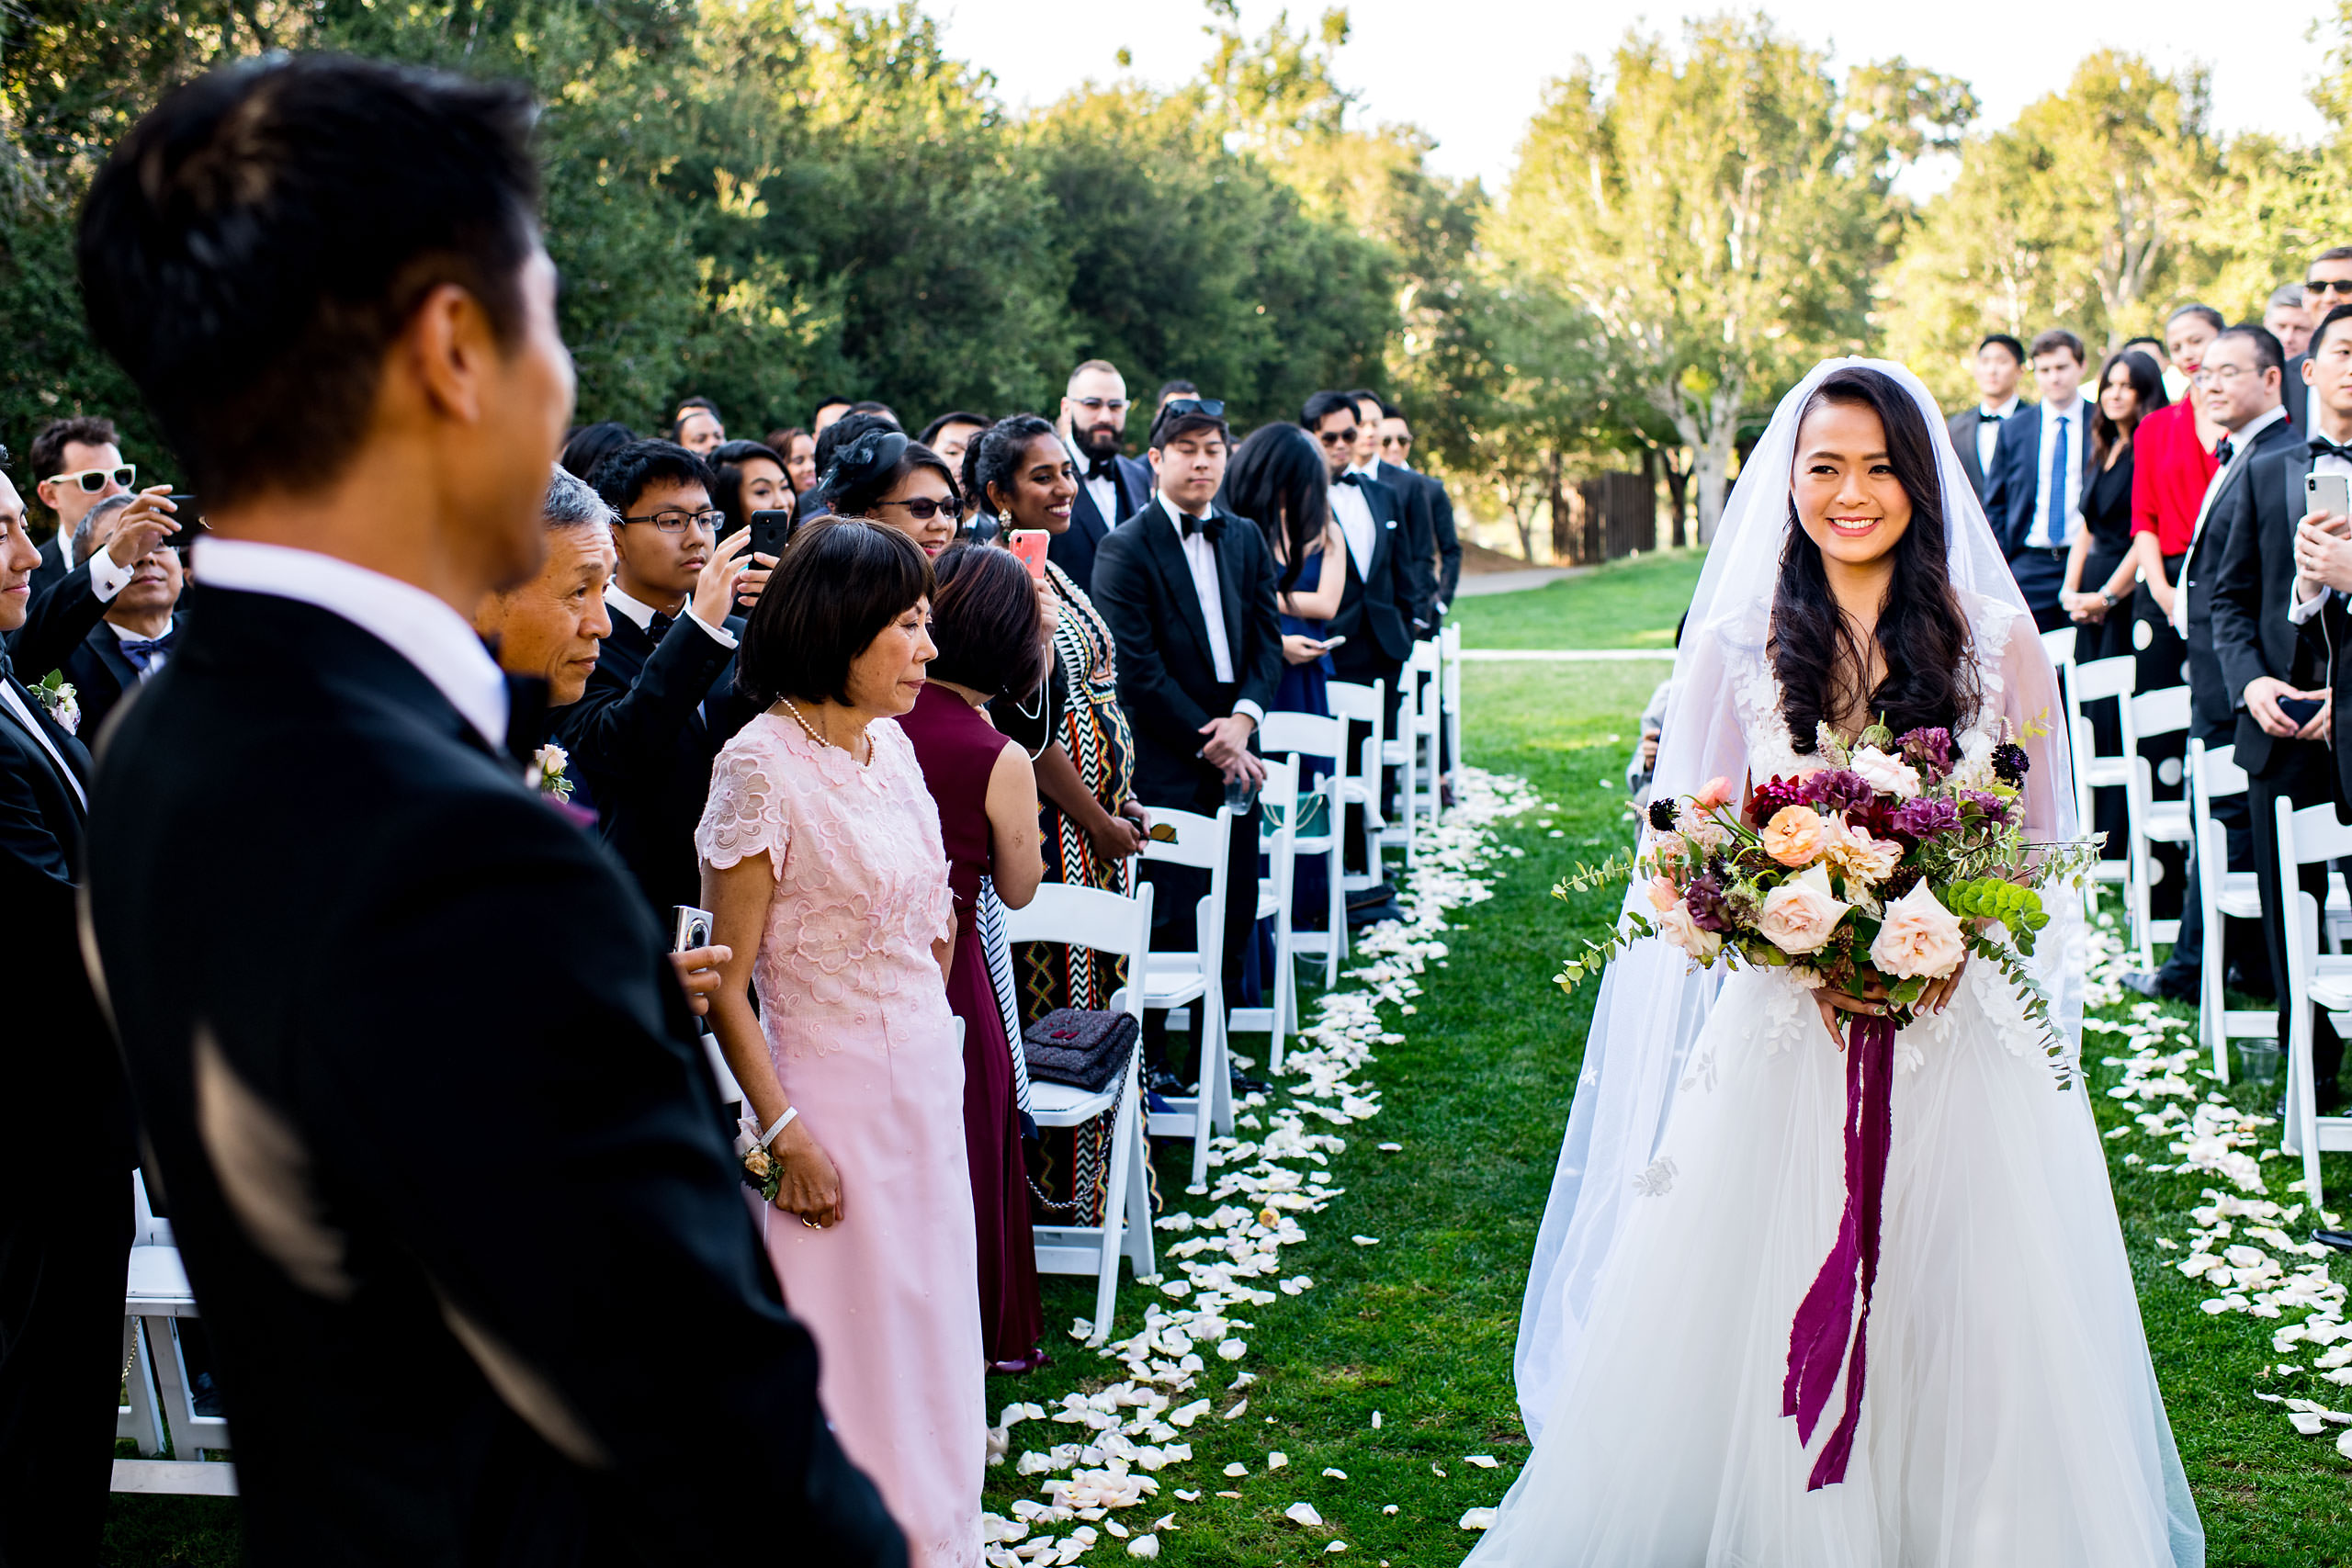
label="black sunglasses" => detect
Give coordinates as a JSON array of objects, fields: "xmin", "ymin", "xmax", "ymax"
[
  {"xmin": 876, "ymin": 497, "xmax": 958, "ymax": 522},
  {"xmin": 1162, "ymin": 398, "xmax": 1225, "ymax": 419},
  {"xmin": 1317, "ymin": 427, "xmax": 1359, "ymax": 446},
  {"xmin": 2312, "ymin": 278, "xmax": 2352, "ymax": 295}
]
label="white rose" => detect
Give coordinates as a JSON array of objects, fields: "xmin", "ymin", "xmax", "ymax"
[{"xmin": 1849, "ymin": 745, "xmax": 1922, "ymax": 799}]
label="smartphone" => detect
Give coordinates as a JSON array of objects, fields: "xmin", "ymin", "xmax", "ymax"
[
  {"xmin": 2280, "ymin": 694, "xmax": 2326, "ymax": 727},
  {"xmin": 1006, "ymin": 529, "xmax": 1050, "ymax": 580},
  {"xmin": 748, "ymin": 509, "xmax": 794, "ymax": 562},
  {"xmin": 673, "ymin": 904, "xmax": 714, "ymax": 953},
  {"xmin": 162, "ymin": 497, "xmax": 207, "ymax": 552},
  {"xmin": 1317, "ymin": 634, "xmax": 1347, "ymax": 651},
  {"xmin": 2308, "ymin": 472, "xmax": 2352, "ymax": 525}
]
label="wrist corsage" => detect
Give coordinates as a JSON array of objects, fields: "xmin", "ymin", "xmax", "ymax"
[{"xmin": 734, "ymin": 1107, "xmax": 797, "ymax": 1203}]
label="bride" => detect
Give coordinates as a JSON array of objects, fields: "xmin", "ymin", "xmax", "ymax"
[{"xmin": 1472, "ymin": 361, "xmax": 2203, "ymax": 1566}]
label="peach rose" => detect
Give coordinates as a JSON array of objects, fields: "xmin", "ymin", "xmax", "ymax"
[
  {"xmin": 1758, "ymin": 864, "xmax": 1849, "ymax": 955},
  {"xmin": 1693, "ymin": 775, "xmax": 1736, "ymax": 811},
  {"xmin": 1849, "ymin": 745, "xmax": 1923, "ymax": 799},
  {"xmin": 1646, "ymin": 874, "xmax": 1683, "ymax": 913},
  {"xmin": 1824, "ymin": 818, "xmax": 1903, "ymax": 886},
  {"xmin": 1654, "ymin": 896, "xmax": 1723, "ymax": 961},
  {"xmin": 1761, "ymin": 805, "xmax": 1829, "ymax": 867},
  {"xmin": 1868, "ymin": 881, "xmax": 1968, "ymax": 979}
]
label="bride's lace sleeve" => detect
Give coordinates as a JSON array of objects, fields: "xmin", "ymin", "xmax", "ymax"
[
  {"xmin": 695, "ymin": 733, "xmax": 788, "ymax": 877},
  {"xmin": 1973, "ymin": 599, "xmax": 2080, "ymax": 846}
]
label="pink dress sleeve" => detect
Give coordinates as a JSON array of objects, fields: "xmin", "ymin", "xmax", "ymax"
[{"xmin": 695, "ymin": 725, "xmax": 788, "ymax": 878}]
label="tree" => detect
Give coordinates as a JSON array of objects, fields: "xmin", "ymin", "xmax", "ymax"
[{"xmin": 1489, "ymin": 20, "xmax": 1967, "ymax": 538}]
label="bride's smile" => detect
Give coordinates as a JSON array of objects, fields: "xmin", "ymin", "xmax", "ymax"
[{"xmin": 1793, "ymin": 399, "xmax": 1917, "ymax": 573}]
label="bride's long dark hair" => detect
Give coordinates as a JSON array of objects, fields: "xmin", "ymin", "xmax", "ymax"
[{"xmin": 1772, "ymin": 366, "xmax": 1979, "ymax": 752}]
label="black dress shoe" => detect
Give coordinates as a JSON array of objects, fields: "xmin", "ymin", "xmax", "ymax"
[
  {"xmin": 1346, "ymin": 882, "xmax": 1396, "ymax": 909},
  {"xmin": 1228, "ymin": 1064, "xmax": 1271, "ymax": 1098},
  {"xmin": 1146, "ymin": 1064, "xmax": 1187, "ymax": 1099},
  {"xmin": 2121, "ymin": 971, "xmax": 2197, "ymax": 1002},
  {"xmin": 1347, "ymin": 898, "xmax": 1406, "ymax": 929}
]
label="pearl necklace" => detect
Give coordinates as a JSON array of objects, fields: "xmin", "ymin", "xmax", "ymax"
[{"xmin": 775, "ymin": 697, "xmax": 872, "ymax": 766}]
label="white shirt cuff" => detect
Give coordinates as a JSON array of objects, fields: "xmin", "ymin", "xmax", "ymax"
[
  {"xmin": 86, "ymin": 546, "xmax": 135, "ymax": 603},
  {"xmin": 1232, "ymin": 699, "xmax": 1264, "ymax": 729},
  {"xmin": 684, "ymin": 607, "xmax": 739, "ymax": 649},
  {"xmin": 2290, "ymin": 580, "xmax": 2331, "ymax": 626}
]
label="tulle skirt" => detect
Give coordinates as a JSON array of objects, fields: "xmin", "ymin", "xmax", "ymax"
[{"xmin": 1469, "ymin": 965, "xmax": 2202, "ymax": 1568}]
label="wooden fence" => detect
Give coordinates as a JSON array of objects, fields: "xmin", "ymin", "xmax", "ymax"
[{"xmin": 1548, "ymin": 469, "xmax": 1657, "ymax": 565}]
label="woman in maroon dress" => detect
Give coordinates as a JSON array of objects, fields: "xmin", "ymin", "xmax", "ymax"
[{"xmin": 899, "ymin": 543, "xmax": 1050, "ymax": 1371}]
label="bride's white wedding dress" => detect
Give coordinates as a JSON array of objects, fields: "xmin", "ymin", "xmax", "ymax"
[{"xmin": 1475, "ymin": 361, "xmax": 2202, "ymax": 1568}]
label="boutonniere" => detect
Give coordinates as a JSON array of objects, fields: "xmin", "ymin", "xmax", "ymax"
[
  {"xmin": 526, "ymin": 741, "xmax": 573, "ymax": 802},
  {"xmin": 33, "ymin": 671, "xmax": 80, "ymax": 736}
]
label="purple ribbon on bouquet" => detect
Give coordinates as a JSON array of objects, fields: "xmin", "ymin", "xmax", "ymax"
[{"xmin": 1781, "ymin": 1012, "xmax": 1894, "ymax": 1491}]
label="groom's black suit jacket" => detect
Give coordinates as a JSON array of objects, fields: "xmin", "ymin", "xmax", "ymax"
[
  {"xmin": 2210, "ymin": 432, "xmax": 2324, "ymax": 777},
  {"xmin": 85, "ymin": 586, "xmax": 902, "ymax": 1567}
]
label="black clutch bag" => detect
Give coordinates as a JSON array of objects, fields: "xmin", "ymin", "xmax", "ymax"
[{"xmin": 1022, "ymin": 1009, "xmax": 1139, "ymax": 1095}]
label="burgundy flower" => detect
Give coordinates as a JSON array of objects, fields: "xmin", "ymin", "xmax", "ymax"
[
  {"xmin": 1960, "ymin": 789, "xmax": 2013, "ymax": 824},
  {"xmin": 1647, "ymin": 797, "xmax": 1679, "ymax": 832},
  {"xmin": 1800, "ymin": 769, "xmax": 1877, "ymax": 813},
  {"xmin": 1684, "ymin": 867, "xmax": 1733, "ymax": 932},
  {"xmin": 1991, "ymin": 741, "xmax": 2030, "ymax": 786},
  {"xmin": 1749, "ymin": 774, "xmax": 1806, "ymax": 826},
  {"xmin": 1892, "ymin": 796, "xmax": 1962, "ymax": 840},
  {"xmin": 1899, "ymin": 727, "xmax": 1955, "ymax": 780}
]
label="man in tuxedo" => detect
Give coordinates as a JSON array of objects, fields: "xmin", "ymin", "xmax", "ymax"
[
  {"xmin": 476, "ymin": 467, "xmax": 619, "ymax": 770},
  {"xmin": 555, "ymin": 439, "xmax": 760, "ymax": 919},
  {"xmin": 2204, "ymin": 324, "xmax": 2340, "ymax": 1100},
  {"xmin": 2286, "ymin": 249, "xmax": 2352, "ymax": 431},
  {"xmin": 1377, "ymin": 404, "xmax": 1462, "ymax": 618},
  {"xmin": 59, "ymin": 491, "xmax": 186, "ymax": 739},
  {"xmin": 1348, "ymin": 389, "xmax": 1438, "ymax": 636},
  {"xmin": 1053, "ymin": 358, "xmax": 1153, "ymax": 591},
  {"xmin": 74, "ymin": 54, "xmax": 899, "ymax": 1563},
  {"xmin": 1947, "ymin": 333, "xmax": 2026, "ymax": 503},
  {"xmin": 23, "ymin": 415, "xmax": 132, "ymax": 604},
  {"xmin": 1987, "ymin": 329, "xmax": 2096, "ymax": 631},
  {"xmin": 0, "ymin": 465, "xmax": 144, "ymax": 1563},
  {"xmin": 2290, "ymin": 304, "xmax": 2352, "ymax": 822},
  {"xmin": 1091, "ymin": 399, "xmax": 1281, "ymax": 1096},
  {"xmin": 6, "ymin": 476, "xmax": 183, "ymax": 697}
]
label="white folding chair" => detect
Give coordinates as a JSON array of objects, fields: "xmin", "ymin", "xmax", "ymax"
[
  {"xmin": 2191, "ymin": 739, "xmax": 2269, "ymax": 1082},
  {"xmin": 2275, "ymin": 795, "xmax": 2352, "ymax": 1209},
  {"xmin": 1441, "ymin": 622, "xmax": 1464, "ymax": 796},
  {"xmin": 1136, "ymin": 804, "xmax": 1237, "ymax": 1191},
  {"xmin": 1001, "ymin": 881, "xmax": 1159, "ymax": 1345},
  {"xmin": 1404, "ymin": 640, "xmax": 1444, "ymax": 829},
  {"xmin": 1227, "ymin": 757, "xmax": 1299, "ymax": 1077},
  {"xmin": 2069, "ymin": 655, "xmax": 2143, "ymax": 958},
  {"xmin": 115, "ymin": 1172, "xmax": 235, "ymax": 1495},
  {"xmin": 2041, "ymin": 626, "xmax": 2077, "ymax": 682},
  {"xmin": 2129, "ymin": 684, "xmax": 2193, "ymax": 948},
  {"xmin": 1259, "ymin": 711, "xmax": 1349, "ymax": 988},
  {"xmin": 1326, "ymin": 680, "xmax": 1397, "ymax": 887}
]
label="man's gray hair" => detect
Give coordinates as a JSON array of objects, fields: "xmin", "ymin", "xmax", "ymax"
[
  {"xmin": 70, "ymin": 492, "xmax": 137, "ymax": 566},
  {"xmin": 544, "ymin": 463, "xmax": 615, "ymax": 530},
  {"xmin": 2272, "ymin": 282, "xmax": 2312, "ymax": 313}
]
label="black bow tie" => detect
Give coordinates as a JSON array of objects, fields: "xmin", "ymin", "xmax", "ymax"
[
  {"xmin": 1181, "ymin": 512, "xmax": 1224, "ymax": 541},
  {"xmin": 2312, "ymin": 437, "xmax": 2352, "ymax": 463},
  {"xmin": 1335, "ymin": 471, "xmax": 1363, "ymax": 487},
  {"xmin": 2215, "ymin": 437, "xmax": 2235, "ymax": 467},
  {"xmin": 1083, "ymin": 453, "xmax": 1119, "ymax": 481},
  {"xmin": 1981, "ymin": 410, "xmax": 2006, "ymax": 422}
]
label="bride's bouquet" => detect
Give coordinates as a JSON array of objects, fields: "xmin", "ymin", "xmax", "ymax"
[{"xmin": 1556, "ymin": 718, "xmax": 2099, "ymax": 1086}]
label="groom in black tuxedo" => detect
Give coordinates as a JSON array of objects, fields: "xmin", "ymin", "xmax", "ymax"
[
  {"xmin": 1091, "ymin": 399, "xmax": 1282, "ymax": 1090},
  {"xmin": 0, "ymin": 467, "xmax": 142, "ymax": 1563},
  {"xmin": 74, "ymin": 55, "xmax": 900, "ymax": 1565}
]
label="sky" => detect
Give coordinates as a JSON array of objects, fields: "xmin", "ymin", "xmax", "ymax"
[{"xmin": 920, "ymin": 0, "xmax": 2339, "ymax": 197}]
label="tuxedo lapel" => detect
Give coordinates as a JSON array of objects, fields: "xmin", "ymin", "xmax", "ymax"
[
  {"xmin": 1212, "ymin": 508, "xmax": 1246, "ymax": 676},
  {"xmin": 0, "ymin": 671, "xmax": 92, "ymax": 812},
  {"xmin": 1139, "ymin": 509, "xmax": 1217, "ymax": 673}
]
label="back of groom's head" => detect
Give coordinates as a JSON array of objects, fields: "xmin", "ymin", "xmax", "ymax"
[{"xmin": 77, "ymin": 54, "xmax": 542, "ymax": 512}]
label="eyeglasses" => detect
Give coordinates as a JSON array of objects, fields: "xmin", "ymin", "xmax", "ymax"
[
  {"xmin": 2190, "ymin": 364, "xmax": 2258, "ymax": 387},
  {"xmin": 1072, "ymin": 397, "xmax": 1131, "ymax": 415},
  {"xmin": 2310, "ymin": 277, "xmax": 2352, "ymax": 296},
  {"xmin": 48, "ymin": 464, "xmax": 134, "ymax": 494},
  {"xmin": 875, "ymin": 497, "xmax": 958, "ymax": 522},
  {"xmin": 620, "ymin": 507, "xmax": 723, "ymax": 533},
  {"xmin": 1317, "ymin": 427, "xmax": 1360, "ymax": 447},
  {"xmin": 1162, "ymin": 398, "xmax": 1225, "ymax": 419}
]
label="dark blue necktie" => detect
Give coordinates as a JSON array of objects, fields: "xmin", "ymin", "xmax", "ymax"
[
  {"xmin": 119, "ymin": 634, "xmax": 174, "ymax": 674},
  {"xmin": 648, "ymin": 611, "xmax": 674, "ymax": 640},
  {"xmin": 2046, "ymin": 412, "xmax": 2070, "ymax": 543}
]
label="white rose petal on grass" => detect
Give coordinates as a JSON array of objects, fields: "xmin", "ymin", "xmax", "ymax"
[
  {"xmin": 1106, "ymin": 1520, "xmax": 1129, "ymax": 1540},
  {"xmin": 1223, "ymin": 1462, "xmax": 1250, "ymax": 1477},
  {"xmin": 1173, "ymin": 1490, "xmax": 1201, "ymax": 1503},
  {"xmin": 1370, "ymin": 1411, "xmax": 1383, "ymax": 1429},
  {"xmin": 1327, "ymin": 1543, "xmax": 1350, "ymax": 1554},
  {"xmin": 1151, "ymin": 1515, "xmax": 1176, "ymax": 1532},
  {"xmin": 1463, "ymin": 1454, "xmax": 1498, "ymax": 1469},
  {"xmin": 1216, "ymin": 1490, "xmax": 1244, "ymax": 1499},
  {"xmin": 1284, "ymin": 1502, "xmax": 1325, "ymax": 1528},
  {"xmin": 1126, "ymin": 1535, "xmax": 1160, "ymax": 1560},
  {"xmin": 1323, "ymin": 1467, "xmax": 1349, "ymax": 1480},
  {"xmin": 1268, "ymin": 1451, "xmax": 1289, "ymax": 1470},
  {"xmin": 1460, "ymin": 1508, "xmax": 1498, "ymax": 1531},
  {"xmin": 1352, "ymin": 1235, "xmax": 1381, "ymax": 1247},
  {"xmin": 1382, "ymin": 1505, "xmax": 1399, "ymax": 1516},
  {"xmin": 1431, "ymin": 1463, "xmax": 1447, "ymax": 1477},
  {"xmin": 1217, "ymin": 1338, "xmax": 1248, "ymax": 1360},
  {"xmin": 1378, "ymin": 1143, "xmax": 1403, "ymax": 1152},
  {"xmin": 1223, "ymin": 1399, "xmax": 1250, "ymax": 1420}
]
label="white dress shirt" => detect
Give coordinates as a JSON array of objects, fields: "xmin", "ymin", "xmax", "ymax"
[
  {"xmin": 2024, "ymin": 396, "xmax": 2088, "ymax": 549},
  {"xmin": 191, "ymin": 536, "xmax": 510, "ymax": 750},
  {"xmin": 1068, "ymin": 436, "xmax": 1121, "ymax": 528},
  {"xmin": 1157, "ymin": 493, "xmax": 1263, "ymax": 728},
  {"xmin": 1975, "ymin": 395, "xmax": 2020, "ymax": 476},
  {"xmin": 604, "ymin": 583, "xmax": 736, "ymax": 649},
  {"xmin": 107, "ymin": 616, "xmax": 174, "ymax": 677},
  {"xmin": 0, "ymin": 680, "xmax": 85, "ymax": 808},
  {"xmin": 1330, "ymin": 467, "xmax": 1379, "ymax": 577},
  {"xmin": 2288, "ymin": 429, "xmax": 2352, "ymax": 626}
]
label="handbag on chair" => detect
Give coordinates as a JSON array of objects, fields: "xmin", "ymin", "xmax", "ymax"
[{"xmin": 1021, "ymin": 1009, "xmax": 1140, "ymax": 1095}]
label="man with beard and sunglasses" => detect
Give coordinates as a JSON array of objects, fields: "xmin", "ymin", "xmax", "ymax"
[{"xmin": 1053, "ymin": 358, "xmax": 1153, "ymax": 592}]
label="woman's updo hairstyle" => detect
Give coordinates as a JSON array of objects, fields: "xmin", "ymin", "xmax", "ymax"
[
  {"xmin": 927, "ymin": 543, "xmax": 1049, "ymax": 702},
  {"xmin": 738, "ymin": 518, "xmax": 933, "ymax": 708},
  {"xmin": 802, "ymin": 425, "xmax": 961, "ymax": 525},
  {"xmin": 1771, "ymin": 365, "xmax": 1979, "ymax": 751}
]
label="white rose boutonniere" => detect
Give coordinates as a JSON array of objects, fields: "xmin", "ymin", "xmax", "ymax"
[
  {"xmin": 527, "ymin": 741, "xmax": 574, "ymax": 803},
  {"xmin": 33, "ymin": 671, "xmax": 80, "ymax": 737}
]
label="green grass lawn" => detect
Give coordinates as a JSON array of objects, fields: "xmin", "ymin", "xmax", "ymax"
[
  {"xmin": 1450, "ymin": 549, "xmax": 1704, "ymax": 649},
  {"xmin": 98, "ymin": 596, "xmax": 2352, "ymax": 1564}
]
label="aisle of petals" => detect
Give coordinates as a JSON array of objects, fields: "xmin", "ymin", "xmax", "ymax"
[
  {"xmin": 980, "ymin": 766, "xmax": 1547, "ymax": 1564},
  {"xmin": 2080, "ymin": 919, "xmax": 2352, "ymax": 1462}
]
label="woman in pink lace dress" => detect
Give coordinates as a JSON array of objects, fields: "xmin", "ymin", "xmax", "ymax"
[{"xmin": 698, "ymin": 520, "xmax": 981, "ymax": 1568}]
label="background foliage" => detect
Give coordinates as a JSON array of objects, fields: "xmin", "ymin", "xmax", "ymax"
[{"xmin": 8, "ymin": 1, "xmax": 2352, "ymax": 547}]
